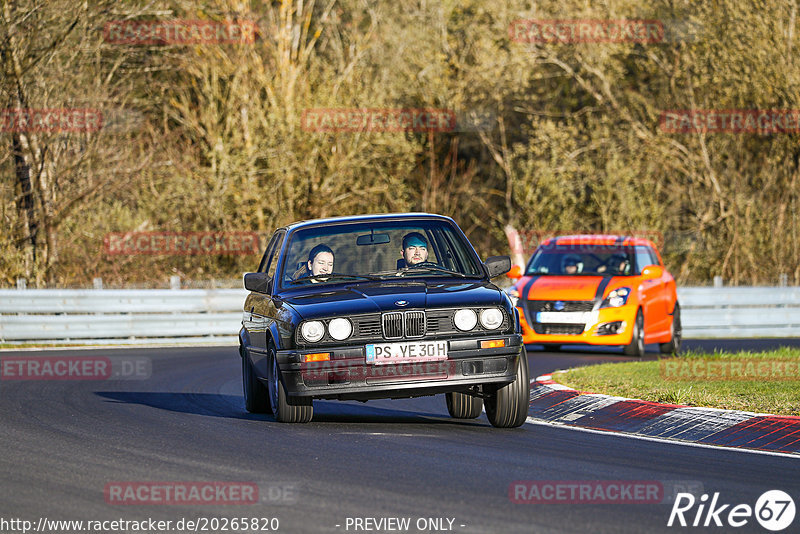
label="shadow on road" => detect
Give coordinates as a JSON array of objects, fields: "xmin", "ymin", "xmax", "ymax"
[{"xmin": 93, "ymin": 391, "xmax": 487, "ymax": 427}]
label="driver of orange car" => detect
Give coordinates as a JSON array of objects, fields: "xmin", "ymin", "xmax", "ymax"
[{"xmin": 562, "ymin": 254, "xmax": 582, "ymax": 274}]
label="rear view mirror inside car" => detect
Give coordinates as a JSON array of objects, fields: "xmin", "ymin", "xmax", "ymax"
[{"xmin": 356, "ymin": 233, "xmax": 390, "ymax": 245}]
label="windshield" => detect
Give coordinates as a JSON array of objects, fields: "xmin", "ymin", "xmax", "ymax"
[
  {"xmin": 279, "ymin": 219, "xmax": 484, "ymax": 287},
  {"xmin": 525, "ymin": 245, "xmax": 635, "ymax": 276}
]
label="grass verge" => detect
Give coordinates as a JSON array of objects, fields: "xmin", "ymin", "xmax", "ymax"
[{"xmin": 551, "ymin": 347, "xmax": 800, "ymax": 416}]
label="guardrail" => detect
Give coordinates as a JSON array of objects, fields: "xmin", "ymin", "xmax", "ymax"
[
  {"xmin": 0, "ymin": 289, "xmax": 247, "ymax": 345},
  {"xmin": 0, "ymin": 287, "xmax": 798, "ymax": 345},
  {"xmin": 677, "ymin": 287, "xmax": 800, "ymax": 338}
]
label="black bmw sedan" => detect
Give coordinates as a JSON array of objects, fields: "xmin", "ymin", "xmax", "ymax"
[{"xmin": 239, "ymin": 213, "xmax": 529, "ymax": 427}]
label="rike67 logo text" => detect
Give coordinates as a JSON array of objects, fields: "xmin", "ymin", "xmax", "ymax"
[{"xmin": 668, "ymin": 490, "xmax": 795, "ymax": 531}]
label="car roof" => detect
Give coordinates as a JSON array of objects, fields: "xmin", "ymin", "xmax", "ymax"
[
  {"xmin": 279, "ymin": 212, "xmax": 456, "ymax": 232},
  {"xmin": 540, "ymin": 234, "xmax": 659, "ymax": 249}
]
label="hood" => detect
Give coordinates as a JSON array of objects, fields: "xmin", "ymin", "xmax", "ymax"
[
  {"xmin": 518, "ymin": 275, "xmax": 617, "ymax": 301},
  {"xmin": 282, "ymin": 280, "xmax": 506, "ymax": 319}
]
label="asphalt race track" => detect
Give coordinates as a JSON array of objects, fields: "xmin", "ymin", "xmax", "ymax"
[{"xmin": 2, "ymin": 339, "xmax": 800, "ymax": 534}]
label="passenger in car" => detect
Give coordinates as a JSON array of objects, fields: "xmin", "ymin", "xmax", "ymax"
[
  {"xmin": 292, "ymin": 244, "xmax": 335, "ymax": 281},
  {"xmin": 598, "ymin": 253, "xmax": 631, "ymax": 275}
]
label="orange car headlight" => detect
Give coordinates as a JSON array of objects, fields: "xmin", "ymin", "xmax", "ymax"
[{"xmin": 600, "ymin": 287, "xmax": 631, "ymax": 308}]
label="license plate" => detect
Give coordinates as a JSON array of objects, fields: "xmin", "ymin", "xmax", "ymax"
[
  {"xmin": 536, "ymin": 311, "xmax": 589, "ymax": 324},
  {"xmin": 365, "ymin": 341, "xmax": 448, "ymax": 365}
]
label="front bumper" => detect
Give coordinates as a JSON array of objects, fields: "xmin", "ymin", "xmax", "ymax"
[
  {"xmin": 272, "ymin": 334, "xmax": 523, "ymax": 401},
  {"xmin": 518, "ymin": 305, "xmax": 636, "ymax": 346}
]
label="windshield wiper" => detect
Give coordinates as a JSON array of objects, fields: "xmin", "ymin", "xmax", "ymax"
[
  {"xmin": 396, "ymin": 265, "xmax": 468, "ymax": 278},
  {"xmin": 289, "ymin": 273, "xmax": 381, "ymax": 284}
]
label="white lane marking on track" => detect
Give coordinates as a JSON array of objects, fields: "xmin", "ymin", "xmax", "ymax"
[
  {"xmin": 524, "ymin": 417, "xmax": 800, "ymax": 459},
  {"xmin": 338, "ymin": 432, "xmax": 424, "ymax": 437}
]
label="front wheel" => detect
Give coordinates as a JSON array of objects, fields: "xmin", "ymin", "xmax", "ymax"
[
  {"xmin": 484, "ymin": 349, "xmax": 530, "ymax": 428},
  {"xmin": 660, "ymin": 303, "xmax": 682, "ymax": 354},
  {"xmin": 624, "ymin": 309, "xmax": 645, "ymax": 357},
  {"xmin": 445, "ymin": 391, "xmax": 483, "ymax": 419},
  {"xmin": 267, "ymin": 344, "xmax": 313, "ymax": 423}
]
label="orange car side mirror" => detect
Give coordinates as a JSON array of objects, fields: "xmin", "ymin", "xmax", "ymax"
[
  {"xmin": 641, "ymin": 265, "xmax": 664, "ymax": 279},
  {"xmin": 507, "ymin": 265, "xmax": 523, "ymax": 280}
]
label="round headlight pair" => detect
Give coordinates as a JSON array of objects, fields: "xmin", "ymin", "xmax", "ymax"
[
  {"xmin": 300, "ymin": 318, "xmax": 352, "ymax": 342},
  {"xmin": 454, "ymin": 308, "xmax": 504, "ymax": 331}
]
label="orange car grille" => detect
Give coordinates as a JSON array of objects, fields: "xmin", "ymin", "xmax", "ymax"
[
  {"xmin": 527, "ymin": 300, "xmax": 595, "ymax": 312},
  {"xmin": 533, "ymin": 324, "xmax": 584, "ymax": 335}
]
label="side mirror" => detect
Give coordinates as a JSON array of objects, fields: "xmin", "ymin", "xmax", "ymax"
[
  {"xmin": 244, "ymin": 272, "xmax": 272, "ymax": 293},
  {"xmin": 485, "ymin": 256, "xmax": 512, "ymax": 278},
  {"xmin": 507, "ymin": 265, "xmax": 523, "ymax": 280},
  {"xmin": 641, "ymin": 265, "xmax": 663, "ymax": 279}
]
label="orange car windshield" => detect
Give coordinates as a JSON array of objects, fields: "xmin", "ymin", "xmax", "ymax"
[{"xmin": 525, "ymin": 246, "xmax": 635, "ymax": 276}]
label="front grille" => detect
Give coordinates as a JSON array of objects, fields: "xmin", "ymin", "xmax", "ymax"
[
  {"xmin": 426, "ymin": 309, "xmax": 453, "ymax": 333},
  {"xmin": 382, "ymin": 312, "xmax": 404, "ymax": 339},
  {"xmin": 533, "ymin": 323, "xmax": 584, "ymax": 335},
  {"xmin": 405, "ymin": 311, "xmax": 426, "ymax": 338},
  {"xmin": 296, "ymin": 307, "xmax": 508, "ymax": 346},
  {"xmin": 528, "ymin": 300, "xmax": 595, "ymax": 312},
  {"xmin": 355, "ymin": 316, "xmax": 382, "ymax": 337},
  {"xmin": 382, "ymin": 311, "xmax": 427, "ymax": 339}
]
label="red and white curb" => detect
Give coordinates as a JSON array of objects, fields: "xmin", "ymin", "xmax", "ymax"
[{"xmin": 526, "ymin": 375, "xmax": 800, "ymax": 456}]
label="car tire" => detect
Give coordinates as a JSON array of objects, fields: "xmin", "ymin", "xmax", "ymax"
[
  {"xmin": 267, "ymin": 343, "xmax": 313, "ymax": 423},
  {"xmin": 624, "ymin": 309, "xmax": 645, "ymax": 357},
  {"xmin": 241, "ymin": 346, "xmax": 270, "ymax": 413},
  {"xmin": 445, "ymin": 391, "xmax": 483, "ymax": 419},
  {"xmin": 484, "ymin": 348, "xmax": 530, "ymax": 428},
  {"xmin": 660, "ymin": 303, "xmax": 682, "ymax": 354}
]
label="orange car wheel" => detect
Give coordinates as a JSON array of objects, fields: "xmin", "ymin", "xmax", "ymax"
[
  {"xmin": 659, "ymin": 303, "xmax": 682, "ymax": 354},
  {"xmin": 623, "ymin": 309, "xmax": 645, "ymax": 357}
]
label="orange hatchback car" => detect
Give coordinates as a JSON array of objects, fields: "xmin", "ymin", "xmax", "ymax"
[{"xmin": 506, "ymin": 235, "xmax": 681, "ymax": 356}]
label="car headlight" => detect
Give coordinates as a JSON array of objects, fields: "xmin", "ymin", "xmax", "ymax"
[
  {"xmin": 300, "ymin": 320, "xmax": 325, "ymax": 342},
  {"xmin": 506, "ymin": 288, "xmax": 519, "ymax": 308},
  {"xmin": 480, "ymin": 308, "xmax": 504, "ymax": 329},
  {"xmin": 454, "ymin": 309, "xmax": 478, "ymax": 331},
  {"xmin": 601, "ymin": 287, "xmax": 631, "ymax": 308},
  {"xmin": 327, "ymin": 318, "xmax": 352, "ymax": 341}
]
